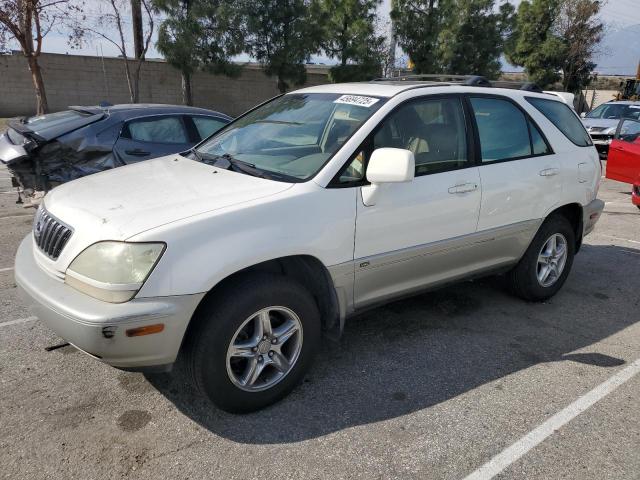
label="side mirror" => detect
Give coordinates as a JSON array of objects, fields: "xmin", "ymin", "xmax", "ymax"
[
  {"xmin": 362, "ymin": 148, "xmax": 415, "ymax": 206},
  {"xmin": 580, "ymin": 112, "xmax": 586, "ymax": 118}
]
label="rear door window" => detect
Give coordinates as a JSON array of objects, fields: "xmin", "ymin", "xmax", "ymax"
[
  {"xmin": 526, "ymin": 97, "xmax": 592, "ymax": 147},
  {"xmin": 470, "ymin": 97, "xmax": 531, "ymax": 162}
]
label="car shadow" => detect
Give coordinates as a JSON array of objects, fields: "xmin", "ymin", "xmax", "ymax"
[{"xmin": 145, "ymin": 243, "xmax": 639, "ymax": 444}]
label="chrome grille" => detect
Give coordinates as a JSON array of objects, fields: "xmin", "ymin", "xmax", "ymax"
[{"xmin": 33, "ymin": 207, "xmax": 73, "ymax": 260}]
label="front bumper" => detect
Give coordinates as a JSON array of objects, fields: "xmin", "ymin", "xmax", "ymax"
[
  {"xmin": 14, "ymin": 236, "xmax": 204, "ymax": 370},
  {"xmin": 590, "ymin": 137, "xmax": 612, "ymax": 158},
  {"xmin": 582, "ymin": 198, "xmax": 605, "ymax": 237}
]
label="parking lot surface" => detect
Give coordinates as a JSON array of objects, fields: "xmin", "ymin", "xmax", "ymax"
[{"xmin": 1, "ymin": 163, "xmax": 639, "ymax": 480}]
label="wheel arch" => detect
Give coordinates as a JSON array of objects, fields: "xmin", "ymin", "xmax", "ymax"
[
  {"xmin": 183, "ymin": 255, "xmax": 343, "ymax": 348},
  {"xmin": 545, "ymin": 203, "xmax": 584, "ymax": 252}
]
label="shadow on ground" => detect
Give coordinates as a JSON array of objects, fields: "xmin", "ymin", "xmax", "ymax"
[{"xmin": 145, "ymin": 244, "xmax": 639, "ymax": 444}]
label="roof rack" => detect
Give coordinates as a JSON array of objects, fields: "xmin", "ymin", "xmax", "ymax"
[{"xmin": 371, "ymin": 74, "xmax": 544, "ymax": 92}]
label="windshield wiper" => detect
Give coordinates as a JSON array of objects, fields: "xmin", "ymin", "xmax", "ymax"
[
  {"xmin": 197, "ymin": 152, "xmax": 268, "ymax": 178},
  {"xmin": 194, "ymin": 151, "xmax": 300, "ymax": 182}
]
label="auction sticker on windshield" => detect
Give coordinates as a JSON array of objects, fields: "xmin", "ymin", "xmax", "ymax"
[{"xmin": 334, "ymin": 95, "xmax": 380, "ymax": 108}]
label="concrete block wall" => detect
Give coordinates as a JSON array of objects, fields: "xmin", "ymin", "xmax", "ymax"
[{"xmin": 0, "ymin": 52, "xmax": 330, "ymax": 117}]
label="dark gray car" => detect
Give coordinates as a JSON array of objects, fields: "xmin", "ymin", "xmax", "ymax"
[{"xmin": 0, "ymin": 104, "xmax": 231, "ymax": 192}]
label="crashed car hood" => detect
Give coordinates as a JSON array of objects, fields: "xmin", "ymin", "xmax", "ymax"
[
  {"xmin": 582, "ymin": 118, "xmax": 619, "ymax": 131},
  {"xmin": 44, "ymin": 155, "xmax": 294, "ymax": 241}
]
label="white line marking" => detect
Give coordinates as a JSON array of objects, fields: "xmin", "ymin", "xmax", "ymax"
[
  {"xmin": 0, "ymin": 267, "xmax": 13, "ymax": 272},
  {"xmin": 0, "ymin": 214, "xmax": 33, "ymax": 220},
  {"xmin": 0, "ymin": 316, "xmax": 38, "ymax": 327},
  {"xmin": 603, "ymin": 235, "xmax": 640, "ymax": 245},
  {"xmin": 463, "ymin": 358, "xmax": 640, "ymax": 480}
]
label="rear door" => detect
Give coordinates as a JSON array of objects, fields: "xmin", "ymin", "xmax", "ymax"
[
  {"xmin": 114, "ymin": 114, "xmax": 193, "ymax": 164},
  {"xmin": 469, "ymin": 95, "xmax": 561, "ymax": 233},
  {"xmin": 607, "ymin": 118, "xmax": 640, "ymax": 184}
]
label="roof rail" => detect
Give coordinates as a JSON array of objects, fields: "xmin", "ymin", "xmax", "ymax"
[{"xmin": 371, "ymin": 74, "xmax": 545, "ymax": 93}]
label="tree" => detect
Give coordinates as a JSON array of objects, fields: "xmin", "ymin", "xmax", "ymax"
[
  {"xmin": 70, "ymin": 0, "xmax": 157, "ymax": 103},
  {"xmin": 154, "ymin": 0, "xmax": 244, "ymax": 105},
  {"xmin": 320, "ymin": 0, "xmax": 385, "ymax": 82},
  {"xmin": 243, "ymin": 0, "xmax": 322, "ymax": 93},
  {"xmin": 554, "ymin": 0, "xmax": 603, "ymax": 93},
  {"xmin": 437, "ymin": 0, "xmax": 514, "ymax": 78},
  {"xmin": 0, "ymin": 0, "xmax": 78, "ymax": 114},
  {"xmin": 507, "ymin": 0, "xmax": 602, "ymax": 92},
  {"xmin": 391, "ymin": 0, "xmax": 447, "ymax": 73}
]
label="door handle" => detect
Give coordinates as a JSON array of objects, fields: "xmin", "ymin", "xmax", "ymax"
[
  {"xmin": 125, "ymin": 149, "xmax": 151, "ymax": 156},
  {"xmin": 448, "ymin": 183, "xmax": 478, "ymax": 194},
  {"xmin": 539, "ymin": 168, "xmax": 559, "ymax": 177},
  {"xmin": 610, "ymin": 145, "xmax": 624, "ymax": 151}
]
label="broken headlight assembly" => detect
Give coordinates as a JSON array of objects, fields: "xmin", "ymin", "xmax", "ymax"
[{"xmin": 65, "ymin": 241, "xmax": 165, "ymax": 303}]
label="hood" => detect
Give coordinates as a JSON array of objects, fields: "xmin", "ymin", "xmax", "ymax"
[
  {"xmin": 44, "ymin": 155, "xmax": 294, "ymax": 241},
  {"xmin": 582, "ymin": 118, "xmax": 619, "ymax": 132}
]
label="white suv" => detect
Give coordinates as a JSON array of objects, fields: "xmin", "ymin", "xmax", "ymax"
[{"xmin": 15, "ymin": 80, "xmax": 604, "ymax": 412}]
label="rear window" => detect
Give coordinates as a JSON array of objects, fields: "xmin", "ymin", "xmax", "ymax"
[
  {"xmin": 24, "ymin": 110, "xmax": 90, "ymax": 131},
  {"xmin": 526, "ymin": 97, "xmax": 592, "ymax": 147}
]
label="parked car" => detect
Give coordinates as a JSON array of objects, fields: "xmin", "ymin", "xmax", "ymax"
[
  {"xmin": 606, "ymin": 117, "xmax": 640, "ymax": 210},
  {"xmin": 15, "ymin": 81, "xmax": 604, "ymax": 413},
  {"xmin": 0, "ymin": 104, "xmax": 231, "ymax": 193},
  {"xmin": 581, "ymin": 101, "xmax": 640, "ymax": 158}
]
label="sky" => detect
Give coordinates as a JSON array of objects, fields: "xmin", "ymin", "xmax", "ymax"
[{"xmin": 8, "ymin": 0, "xmax": 640, "ymax": 75}]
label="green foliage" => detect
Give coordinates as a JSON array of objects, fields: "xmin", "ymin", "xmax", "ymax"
[
  {"xmin": 391, "ymin": 0, "xmax": 514, "ymax": 78},
  {"xmin": 506, "ymin": 0, "xmax": 602, "ymax": 91},
  {"xmin": 319, "ymin": 0, "xmax": 384, "ymax": 72},
  {"xmin": 506, "ymin": 0, "xmax": 565, "ymax": 88},
  {"xmin": 556, "ymin": 0, "xmax": 602, "ymax": 93},
  {"xmin": 242, "ymin": 0, "xmax": 323, "ymax": 93},
  {"xmin": 438, "ymin": 0, "xmax": 515, "ymax": 78},
  {"xmin": 391, "ymin": 0, "xmax": 445, "ymax": 74},
  {"xmin": 154, "ymin": 0, "xmax": 244, "ymax": 78}
]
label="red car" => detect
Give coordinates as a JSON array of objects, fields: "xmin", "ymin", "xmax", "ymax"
[{"xmin": 606, "ymin": 118, "xmax": 640, "ymax": 209}]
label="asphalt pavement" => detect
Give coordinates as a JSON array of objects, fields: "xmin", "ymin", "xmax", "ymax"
[{"xmin": 0, "ymin": 162, "xmax": 638, "ymax": 480}]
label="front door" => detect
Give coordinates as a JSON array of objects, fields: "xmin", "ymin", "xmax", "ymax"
[
  {"xmin": 352, "ymin": 95, "xmax": 482, "ymax": 308},
  {"xmin": 607, "ymin": 118, "xmax": 640, "ymax": 184}
]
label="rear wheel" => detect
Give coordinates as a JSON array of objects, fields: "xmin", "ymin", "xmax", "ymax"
[
  {"xmin": 185, "ymin": 273, "xmax": 321, "ymax": 413},
  {"xmin": 507, "ymin": 215, "xmax": 575, "ymax": 301}
]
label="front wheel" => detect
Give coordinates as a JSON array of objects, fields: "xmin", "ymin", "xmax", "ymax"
[
  {"xmin": 185, "ymin": 273, "xmax": 321, "ymax": 413},
  {"xmin": 507, "ymin": 215, "xmax": 576, "ymax": 301}
]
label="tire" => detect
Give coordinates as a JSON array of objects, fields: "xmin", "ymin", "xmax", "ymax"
[
  {"xmin": 184, "ymin": 273, "xmax": 321, "ymax": 413},
  {"xmin": 507, "ymin": 214, "xmax": 576, "ymax": 302}
]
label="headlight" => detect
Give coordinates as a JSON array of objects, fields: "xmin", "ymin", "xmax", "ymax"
[
  {"xmin": 603, "ymin": 127, "xmax": 616, "ymax": 135},
  {"xmin": 65, "ymin": 241, "xmax": 165, "ymax": 303}
]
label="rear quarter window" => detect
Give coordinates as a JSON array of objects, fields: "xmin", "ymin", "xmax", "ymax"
[{"xmin": 526, "ymin": 97, "xmax": 592, "ymax": 147}]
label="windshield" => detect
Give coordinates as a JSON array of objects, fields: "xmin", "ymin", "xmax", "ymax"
[
  {"xmin": 196, "ymin": 93, "xmax": 385, "ymax": 180},
  {"xmin": 586, "ymin": 103, "xmax": 640, "ymax": 120}
]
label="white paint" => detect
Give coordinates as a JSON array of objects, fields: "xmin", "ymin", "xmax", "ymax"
[
  {"xmin": 463, "ymin": 357, "xmax": 640, "ymax": 480},
  {"xmin": 603, "ymin": 235, "xmax": 640, "ymax": 245},
  {"xmin": 0, "ymin": 214, "xmax": 33, "ymax": 220},
  {"xmin": 0, "ymin": 316, "xmax": 38, "ymax": 327},
  {"xmin": 0, "ymin": 267, "xmax": 14, "ymax": 272}
]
